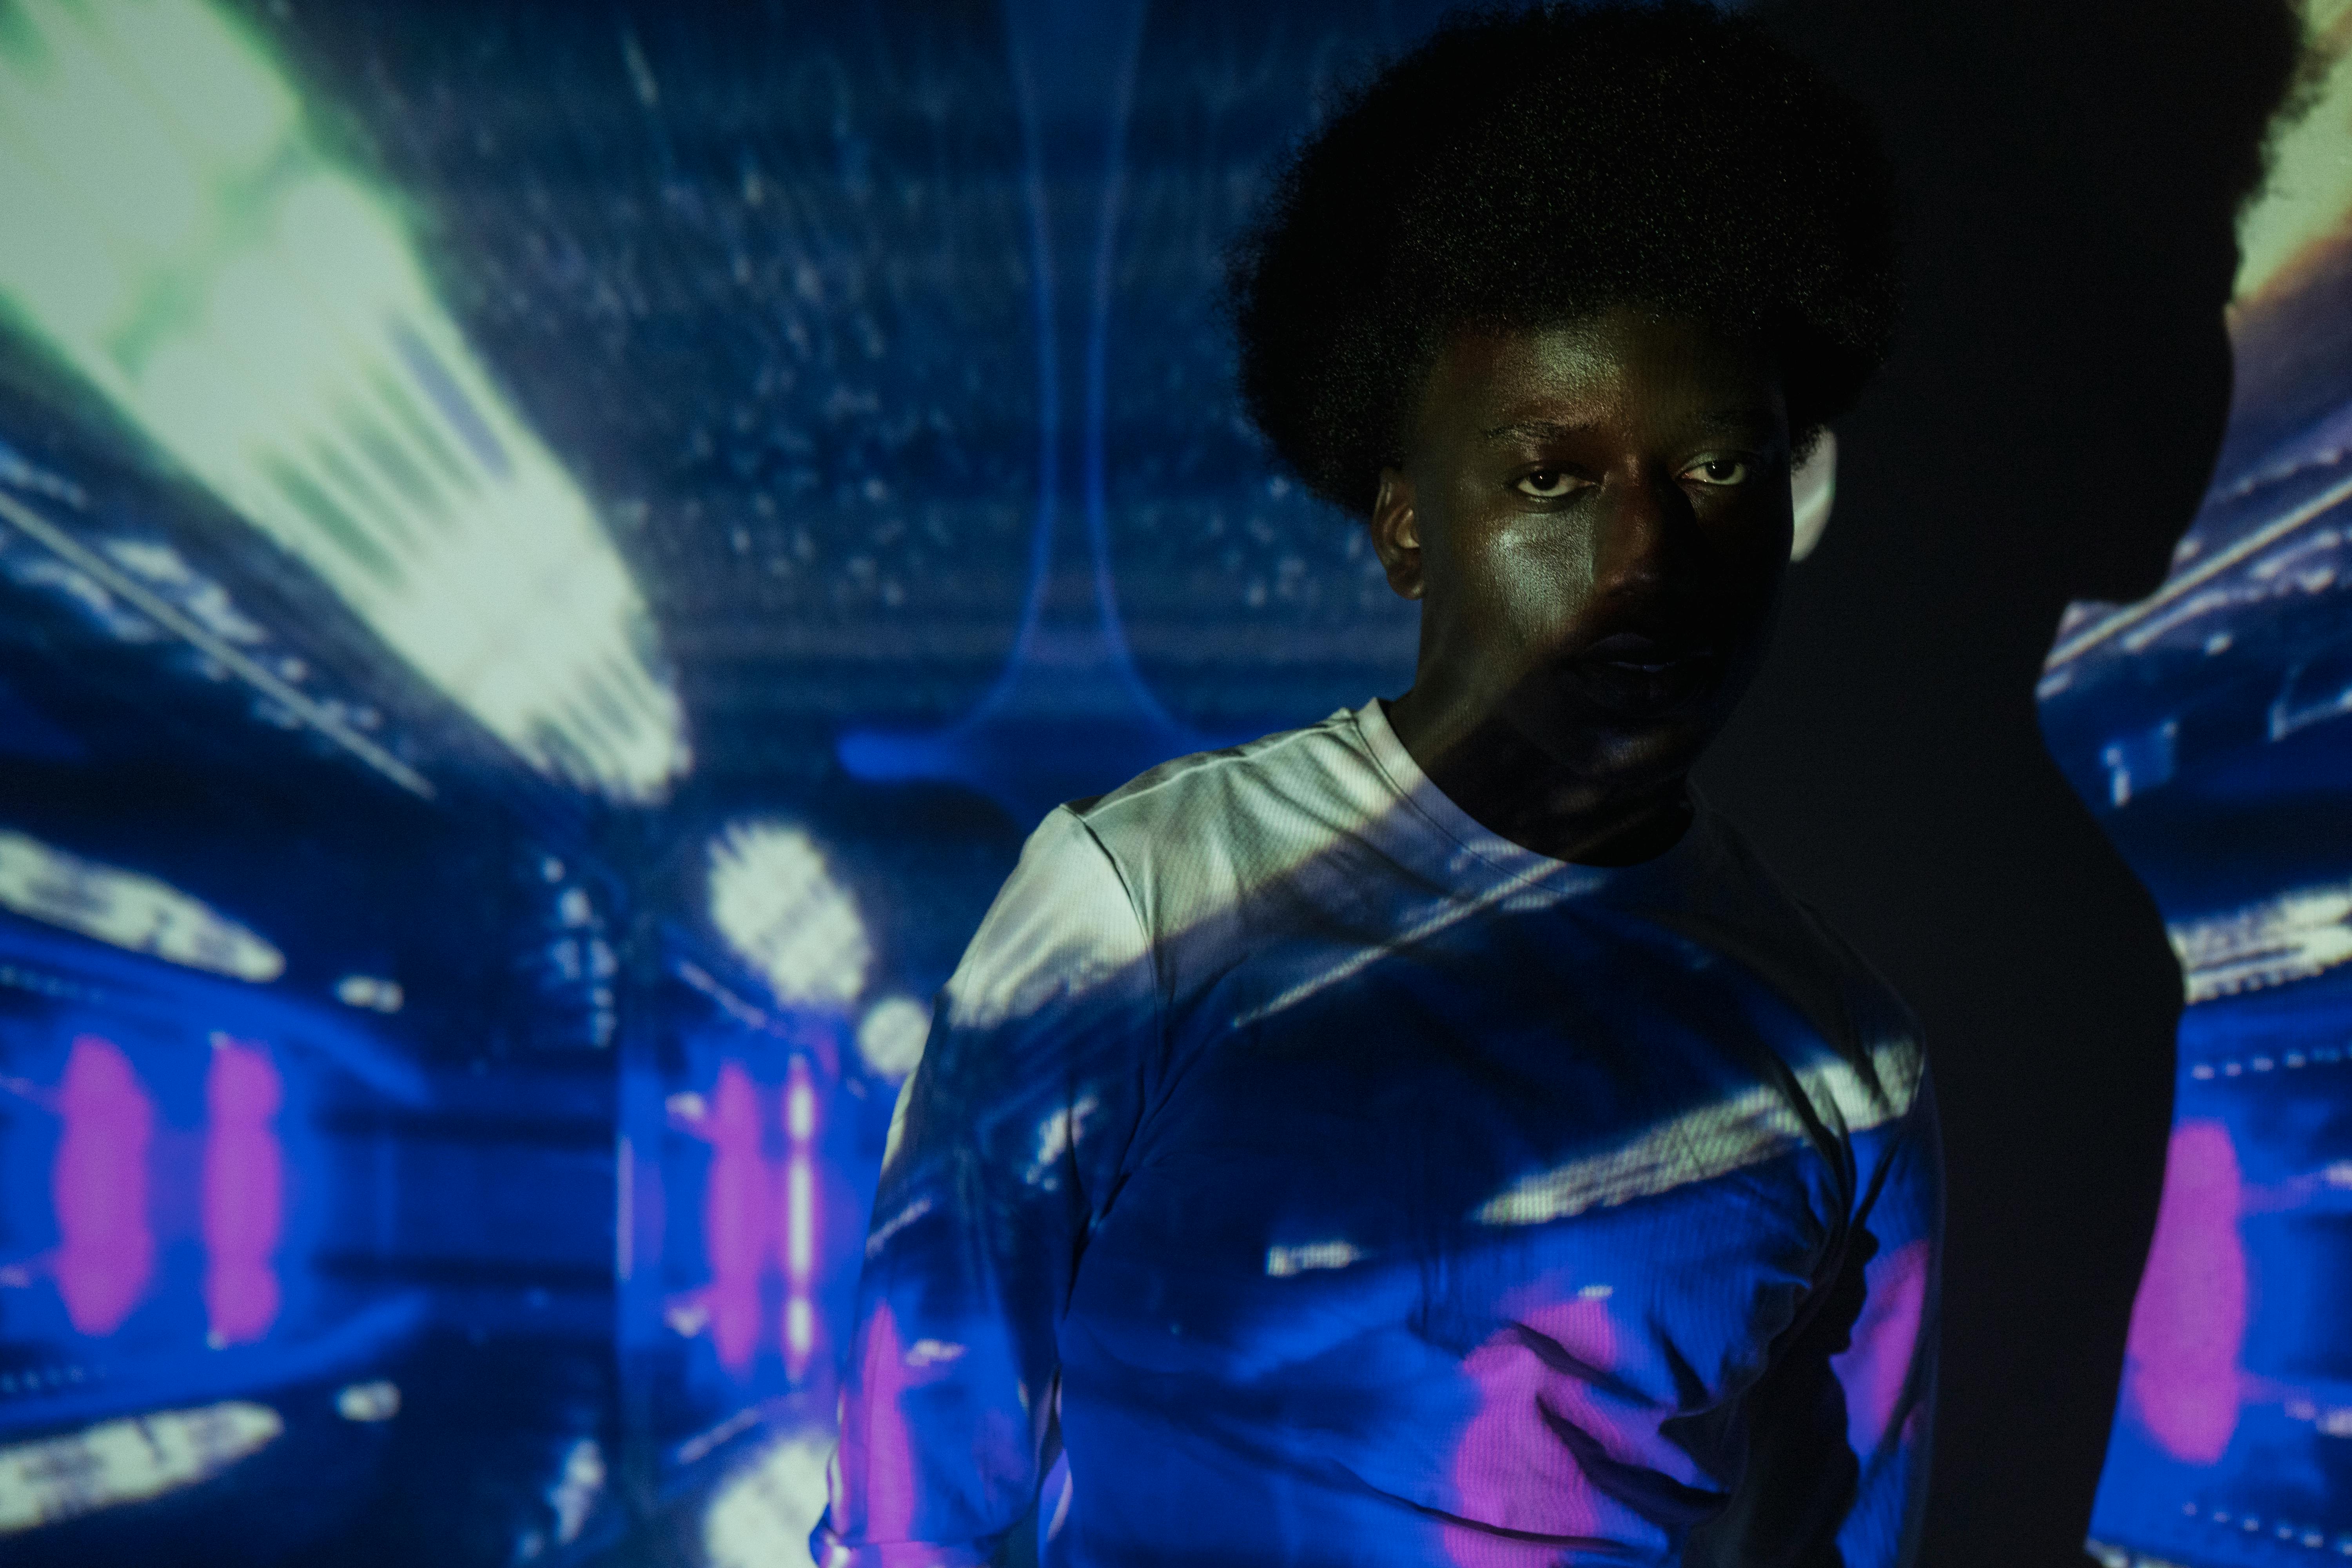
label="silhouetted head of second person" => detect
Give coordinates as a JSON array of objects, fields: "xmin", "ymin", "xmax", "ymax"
[{"xmin": 1228, "ymin": 1, "xmax": 1901, "ymax": 861}]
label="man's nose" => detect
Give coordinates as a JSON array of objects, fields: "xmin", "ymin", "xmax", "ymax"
[{"xmin": 1590, "ymin": 466, "xmax": 1697, "ymax": 601}]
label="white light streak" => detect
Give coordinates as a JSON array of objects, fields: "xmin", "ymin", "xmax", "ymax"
[
  {"xmin": 1476, "ymin": 1044, "xmax": 1919, "ymax": 1227},
  {"xmin": 2044, "ymin": 468, "xmax": 2352, "ymax": 670},
  {"xmin": 1265, "ymin": 1240, "xmax": 1363, "ymax": 1277},
  {"xmin": 781, "ymin": 1056, "xmax": 817, "ymax": 1379},
  {"xmin": 2171, "ymin": 883, "xmax": 2352, "ymax": 1004},
  {"xmin": 708, "ymin": 823, "xmax": 871, "ymax": 1010},
  {"xmin": 0, "ymin": 1400, "xmax": 281, "ymax": 1534},
  {"xmin": 785, "ymin": 1298, "xmax": 813, "ymax": 1367},
  {"xmin": 854, "ymin": 994, "xmax": 930, "ymax": 1082},
  {"xmin": 786, "ymin": 1160, "xmax": 814, "ymax": 1282},
  {"xmin": 547, "ymin": 1438, "xmax": 604, "ymax": 1547},
  {"xmin": 863, "ymin": 1195, "xmax": 931, "ymax": 1259},
  {"xmin": 702, "ymin": 1430, "xmax": 835, "ymax": 1568},
  {"xmin": 335, "ymin": 1380, "xmax": 401, "ymax": 1421},
  {"xmin": 334, "ymin": 974, "xmax": 403, "ymax": 1012},
  {"xmin": 0, "ymin": 0, "xmax": 688, "ymax": 800},
  {"xmin": 0, "ymin": 829, "xmax": 282, "ymax": 980},
  {"xmin": 0, "ymin": 490, "xmax": 430, "ymax": 795},
  {"xmin": 1025, "ymin": 1093, "xmax": 1100, "ymax": 1186}
]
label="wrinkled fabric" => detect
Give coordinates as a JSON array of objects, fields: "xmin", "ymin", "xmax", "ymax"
[{"xmin": 819, "ymin": 701, "xmax": 1941, "ymax": 1568}]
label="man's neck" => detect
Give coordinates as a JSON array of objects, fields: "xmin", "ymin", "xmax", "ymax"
[{"xmin": 1383, "ymin": 691, "xmax": 1694, "ymax": 866}]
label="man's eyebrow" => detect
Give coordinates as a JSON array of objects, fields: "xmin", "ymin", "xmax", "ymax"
[
  {"xmin": 1479, "ymin": 408, "xmax": 1779, "ymax": 443},
  {"xmin": 1479, "ymin": 419, "xmax": 1594, "ymax": 442}
]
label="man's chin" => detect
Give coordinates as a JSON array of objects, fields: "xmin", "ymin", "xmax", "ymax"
[{"xmin": 1512, "ymin": 703, "xmax": 1718, "ymax": 795}]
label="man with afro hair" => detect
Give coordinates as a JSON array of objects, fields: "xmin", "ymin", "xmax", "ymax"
[{"xmin": 820, "ymin": 5, "xmax": 1940, "ymax": 1566}]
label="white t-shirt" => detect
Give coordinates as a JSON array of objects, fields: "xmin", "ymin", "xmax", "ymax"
[{"xmin": 822, "ymin": 699, "xmax": 1940, "ymax": 1568}]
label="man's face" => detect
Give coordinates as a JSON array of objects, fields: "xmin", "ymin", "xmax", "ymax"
[{"xmin": 1372, "ymin": 307, "xmax": 1793, "ymax": 795}]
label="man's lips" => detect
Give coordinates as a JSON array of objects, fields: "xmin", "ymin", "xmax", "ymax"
[
  {"xmin": 1563, "ymin": 632, "xmax": 1721, "ymax": 711},
  {"xmin": 1575, "ymin": 631, "xmax": 1717, "ymax": 670}
]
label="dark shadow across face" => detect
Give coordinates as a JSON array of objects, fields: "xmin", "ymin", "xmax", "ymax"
[{"xmin": 1375, "ymin": 307, "xmax": 1794, "ymax": 810}]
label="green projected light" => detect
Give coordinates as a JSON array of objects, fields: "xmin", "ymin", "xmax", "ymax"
[
  {"xmin": 0, "ymin": 0, "xmax": 691, "ymax": 800},
  {"xmin": 2237, "ymin": 0, "xmax": 2352, "ymax": 305}
]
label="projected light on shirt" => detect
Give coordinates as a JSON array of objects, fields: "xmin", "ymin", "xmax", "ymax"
[
  {"xmin": 0, "ymin": 829, "xmax": 282, "ymax": 981},
  {"xmin": 702, "ymin": 1429, "xmax": 834, "ymax": 1568},
  {"xmin": 0, "ymin": 0, "xmax": 689, "ymax": 800},
  {"xmin": 706, "ymin": 824, "xmax": 871, "ymax": 1011}
]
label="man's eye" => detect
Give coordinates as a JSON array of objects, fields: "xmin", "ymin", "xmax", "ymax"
[
  {"xmin": 1684, "ymin": 458, "xmax": 1749, "ymax": 486},
  {"xmin": 1514, "ymin": 469, "xmax": 1583, "ymax": 499}
]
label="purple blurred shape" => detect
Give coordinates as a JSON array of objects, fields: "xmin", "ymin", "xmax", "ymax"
[
  {"xmin": 2121, "ymin": 1118, "xmax": 2247, "ymax": 1464},
  {"xmin": 202, "ymin": 1036, "xmax": 285, "ymax": 1347},
  {"xmin": 704, "ymin": 1060, "xmax": 769, "ymax": 1375},
  {"xmin": 52, "ymin": 1034, "xmax": 156, "ymax": 1336}
]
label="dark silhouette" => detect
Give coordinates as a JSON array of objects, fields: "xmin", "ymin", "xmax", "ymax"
[{"xmin": 1695, "ymin": 5, "xmax": 2306, "ymax": 1565}]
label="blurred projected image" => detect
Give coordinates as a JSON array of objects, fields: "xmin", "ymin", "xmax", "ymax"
[
  {"xmin": 0, "ymin": 0, "xmax": 2329, "ymax": 1562},
  {"xmin": 2040, "ymin": 4, "xmax": 2352, "ymax": 1562},
  {"xmin": 0, "ymin": 0, "xmax": 686, "ymax": 799},
  {"xmin": 821, "ymin": 8, "xmax": 1940, "ymax": 1567}
]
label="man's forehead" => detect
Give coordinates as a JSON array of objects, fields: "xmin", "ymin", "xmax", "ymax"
[{"xmin": 1477, "ymin": 407, "xmax": 1780, "ymax": 443}]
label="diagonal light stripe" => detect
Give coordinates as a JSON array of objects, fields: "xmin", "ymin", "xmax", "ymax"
[{"xmin": 1474, "ymin": 1044, "xmax": 1918, "ymax": 1227}]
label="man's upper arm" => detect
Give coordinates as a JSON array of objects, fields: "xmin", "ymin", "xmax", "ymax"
[
  {"xmin": 1831, "ymin": 1065, "xmax": 1942, "ymax": 1568},
  {"xmin": 817, "ymin": 808, "xmax": 1158, "ymax": 1566}
]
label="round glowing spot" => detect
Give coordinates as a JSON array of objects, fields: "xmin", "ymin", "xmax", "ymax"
[
  {"xmin": 335, "ymin": 1381, "xmax": 401, "ymax": 1422},
  {"xmin": 856, "ymin": 995, "xmax": 930, "ymax": 1081},
  {"xmin": 707, "ymin": 823, "xmax": 871, "ymax": 1010},
  {"xmin": 334, "ymin": 975, "xmax": 403, "ymax": 1013}
]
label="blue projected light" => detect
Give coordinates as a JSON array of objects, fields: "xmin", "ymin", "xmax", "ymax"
[
  {"xmin": 2042, "ymin": 19, "xmax": 2352, "ymax": 1560},
  {"xmin": 619, "ymin": 933, "xmax": 889, "ymax": 1528},
  {"xmin": 0, "ymin": 0, "xmax": 2335, "ymax": 1563},
  {"xmin": 0, "ymin": 0, "xmax": 690, "ymax": 802},
  {"xmin": 835, "ymin": 0, "xmax": 1230, "ymax": 826},
  {"xmin": 0, "ymin": 984, "xmax": 423, "ymax": 1431}
]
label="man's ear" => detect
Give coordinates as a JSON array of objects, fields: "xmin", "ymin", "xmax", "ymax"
[
  {"xmin": 1370, "ymin": 467, "xmax": 1424, "ymax": 600},
  {"xmin": 1789, "ymin": 429, "xmax": 1837, "ymax": 562}
]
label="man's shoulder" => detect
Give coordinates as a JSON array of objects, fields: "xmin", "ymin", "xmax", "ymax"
[{"xmin": 1060, "ymin": 707, "xmax": 1374, "ymax": 857}]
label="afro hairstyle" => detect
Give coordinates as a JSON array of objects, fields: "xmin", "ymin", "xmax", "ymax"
[{"xmin": 1226, "ymin": 1, "xmax": 1901, "ymax": 517}]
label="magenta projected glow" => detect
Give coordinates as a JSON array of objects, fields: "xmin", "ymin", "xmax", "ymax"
[
  {"xmin": 52, "ymin": 1033, "xmax": 155, "ymax": 1337},
  {"xmin": 1835, "ymin": 1240, "xmax": 1934, "ymax": 1459},
  {"xmin": 18, "ymin": 1028, "xmax": 301, "ymax": 1352},
  {"xmin": 667, "ymin": 1053, "xmax": 832, "ymax": 1383},
  {"xmin": 201, "ymin": 1035, "xmax": 285, "ymax": 1348},
  {"xmin": 704, "ymin": 1061, "xmax": 767, "ymax": 1377},
  {"xmin": 1445, "ymin": 1287, "xmax": 1616, "ymax": 1561},
  {"xmin": 2120, "ymin": 1120, "xmax": 2248, "ymax": 1468}
]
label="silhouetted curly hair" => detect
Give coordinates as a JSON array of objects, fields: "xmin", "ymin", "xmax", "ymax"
[{"xmin": 1227, "ymin": 1, "xmax": 1900, "ymax": 516}]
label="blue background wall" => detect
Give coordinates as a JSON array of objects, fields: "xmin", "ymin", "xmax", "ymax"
[{"xmin": 0, "ymin": 2, "xmax": 2330, "ymax": 1565}]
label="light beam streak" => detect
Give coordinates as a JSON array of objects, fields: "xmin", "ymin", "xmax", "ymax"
[
  {"xmin": 0, "ymin": 0, "xmax": 688, "ymax": 800},
  {"xmin": 0, "ymin": 827, "xmax": 283, "ymax": 981},
  {"xmin": 0, "ymin": 1399, "xmax": 281, "ymax": 1533}
]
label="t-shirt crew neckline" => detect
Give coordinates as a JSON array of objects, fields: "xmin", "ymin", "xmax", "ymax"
[{"xmin": 1348, "ymin": 696, "xmax": 1718, "ymax": 893}]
